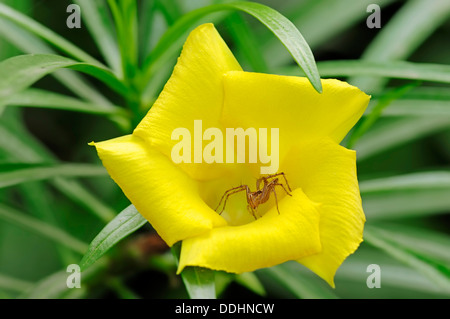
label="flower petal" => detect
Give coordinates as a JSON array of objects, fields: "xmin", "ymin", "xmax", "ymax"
[
  {"xmin": 178, "ymin": 188, "xmax": 322, "ymax": 274},
  {"xmin": 282, "ymin": 139, "xmax": 365, "ymax": 287},
  {"xmin": 134, "ymin": 23, "xmax": 242, "ymax": 180},
  {"xmin": 90, "ymin": 135, "xmax": 227, "ymax": 246},
  {"xmin": 221, "ymin": 71, "xmax": 370, "ymax": 148}
]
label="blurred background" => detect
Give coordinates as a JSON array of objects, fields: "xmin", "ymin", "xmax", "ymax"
[{"xmin": 0, "ymin": 0, "xmax": 449, "ymax": 299}]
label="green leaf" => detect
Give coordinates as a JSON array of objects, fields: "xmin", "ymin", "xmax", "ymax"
[
  {"xmin": 19, "ymin": 182, "xmax": 77, "ymax": 266},
  {"xmin": 370, "ymin": 87, "xmax": 450, "ymax": 117},
  {"xmin": 0, "ymin": 204, "xmax": 88, "ymax": 254},
  {"xmin": 347, "ymin": 82, "xmax": 419, "ymax": 148},
  {"xmin": 262, "ymin": 0, "xmax": 395, "ymax": 68},
  {"xmin": 0, "ymin": 18, "xmax": 114, "ymax": 107},
  {"xmin": 4, "ymin": 88, "xmax": 128, "ymax": 118},
  {"xmin": 283, "ymin": 60, "xmax": 450, "ymax": 88},
  {"xmin": 79, "ymin": 204, "xmax": 147, "ymax": 271},
  {"xmin": 0, "ymin": 122, "xmax": 116, "ymax": 223},
  {"xmin": 0, "ymin": 163, "xmax": 108, "ymax": 189},
  {"xmin": 368, "ymin": 98, "xmax": 450, "ymax": 117},
  {"xmin": 0, "ymin": 54, "xmax": 128, "ymax": 106},
  {"xmin": 364, "ymin": 224, "xmax": 450, "ymax": 293},
  {"xmin": 0, "ymin": 0, "xmax": 30, "ymax": 59},
  {"xmin": 4, "ymin": 88, "xmax": 124, "ymax": 116},
  {"xmin": 0, "ymin": 125, "xmax": 48, "ymax": 163},
  {"xmin": 351, "ymin": 0, "xmax": 450, "ymax": 91},
  {"xmin": 235, "ymin": 272, "xmax": 266, "ymax": 296},
  {"xmin": 354, "ymin": 117, "xmax": 450, "ymax": 161},
  {"xmin": 0, "ymin": 273, "xmax": 33, "ymax": 293},
  {"xmin": 0, "ymin": 3, "xmax": 103, "ymax": 66},
  {"xmin": 361, "ymin": 171, "xmax": 450, "ymax": 193},
  {"xmin": 18, "ymin": 270, "xmax": 72, "ymax": 299},
  {"xmin": 361, "ymin": 0, "xmax": 450, "ymax": 62},
  {"xmin": 73, "ymin": 0, "xmax": 121, "ymax": 75},
  {"xmin": 108, "ymin": 0, "xmax": 138, "ymax": 82},
  {"xmin": 336, "ymin": 247, "xmax": 450, "ymax": 297},
  {"xmin": 154, "ymin": 0, "xmax": 183, "ymax": 26},
  {"xmin": 52, "ymin": 178, "xmax": 116, "ymax": 223},
  {"xmin": 140, "ymin": 1, "xmax": 322, "ymax": 96},
  {"xmin": 402, "ymin": 87, "xmax": 450, "ymax": 100},
  {"xmin": 19, "ymin": 260, "xmax": 106, "ymax": 299},
  {"xmin": 108, "ymin": 278, "xmax": 141, "ymax": 299},
  {"xmin": 360, "ymin": 171, "xmax": 450, "ymax": 220},
  {"xmin": 211, "ymin": 1, "xmax": 323, "ymax": 92},
  {"xmin": 225, "ymin": 12, "xmax": 268, "ymax": 72},
  {"xmin": 180, "ymin": 267, "xmax": 216, "ymax": 299},
  {"xmin": 371, "ymin": 224, "xmax": 450, "ymax": 265},
  {"xmin": 138, "ymin": 0, "xmax": 167, "ymax": 61},
  {"xmin": 260, "ymin": 262, "xmax": 338, "ymax": 299},
  {"xmin": 171, "ymin": 242, "xmax": 216, "ymax": 299},
  {"xmin": 214, "ymin": 271, "xmax": 234, "ymax": 297}
]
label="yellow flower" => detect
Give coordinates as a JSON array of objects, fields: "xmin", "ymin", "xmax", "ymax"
[{"xmin": 90, "ymin": 23, "xmax": 370, "ymax": 287}]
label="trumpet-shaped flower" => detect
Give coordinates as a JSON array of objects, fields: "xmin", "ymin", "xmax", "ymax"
[{"xmin": 91, "ymin": 23, "xmax": 370, "ymax": 287}]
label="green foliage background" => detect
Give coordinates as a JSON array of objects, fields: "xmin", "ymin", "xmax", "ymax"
[{"xmin": 0, "ymin": 0, "xmax": 449, "ymax": 299}]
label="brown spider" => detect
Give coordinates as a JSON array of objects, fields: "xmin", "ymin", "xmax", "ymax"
[{"xmin": 215, "ymin": 172, "xmax": 292, "ymax": 219}]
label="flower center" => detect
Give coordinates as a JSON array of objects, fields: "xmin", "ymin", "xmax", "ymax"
[{"xmin": 198, "ymin": 170, "xmax": 292, "ymax": 226}]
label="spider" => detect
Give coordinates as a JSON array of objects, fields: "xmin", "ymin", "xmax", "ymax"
[{"xmin": 215, "ymin": 172, "xmax": 292, "ymax": 219}]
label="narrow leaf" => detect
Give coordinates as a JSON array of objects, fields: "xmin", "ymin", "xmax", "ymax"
[
  {"xmin": 347, "ymin": 82, "xmax": 419, "ymax": 148},
  {"xmin": 364, "ymin": 224, "xmax": 450, "ymax": 293},
  {"xmin": 19, "ymin": 270, "xmax": 73, "ymax": 299},
  {"xmin": 0, "ymin": 122, "xmax": 117, "ymax": 223},
  {"xmin": 360, "ymin": 171, "xmax": 450, "ymax": 193},
  {"xmin": 0, "ymin": 273, "xmax": 33, "ymax": 293},
  {"xmin": 79, "ymin": 205, "xmax": 147, "ymax": 270},
  {"xmin": 235, "ymin": 272, "xmax": 266, "ymax": 296},
  {"xmin": 367, "ymin": 98, "xmax": 450, "ymax": 117},
  {"xmin": 352, "ymin": 0, "xmax": 450, "ymax": 91},
  {"xmin": 262, "ymin": 0, "xmax": 395, "ymax": 67},
  {"xmin": 108, "ymin": 278, "xmax": 141, "ymax": 299},
  {"xmin": 360, "ymin": 171, "xmax": 450, "ymax": 220},
  {"xmin": 180, "ymin": 267, "xmax": 216, "ymax": 299},
  {"xmin": 283, "ymin": 60, "xmax": 450, "ymax": 87},
  {"xmin": 172, "ymin": 242, "xmax": 216, "ymax": 299},
  {"xmin": 361, "ymin": 0, "xmax": 450, "ymax": 62},
  {"xmin": 0, "ymin": 54, "xmax": 128, "ymax": 106},
  {"xmin": 208, "ymin": 1, "xmax": 323, "ymax": 92},
  {"xmin": 260, "ymin": 263, "xmax": 338, "ymax": 299},
  {"xmin": 108, "ymin": 0, "xmax": 138, "ymax": 82},
  {"xmin": 354, "ymin": 117, "xmax": 450, "ymax": 160},
  {"xmin": 138, "ymin": 0, "xmax": 167, "ymax": 60},
  {"xmin": 370, "ymin": 86, "xmax": 450, "ymax": 117},
  {"xmin": 73, "ymin": 0, "xmax": 121, "ymax": 74},
  {"xmin": 225, "ymin": 12, "xmax": 269, "ymax": 72},
  {"xmin": 20, "ymin": 260, "xmax": 106, "ymax": 299},
  {"xmin": 0, "ymin": 204, "xmax": 88, "ymax": 254},
  {"xmin": 53, "ymin": 178, "xmax": 116, "ymax": 223},
  {"xmin": 0, "ymin": 163, "xmax": 108, "ymax": 189},
  {"xmin": 337, "ymin": 248, "xmax": 450, "ymax": 297},
  {"xmin": 369, "ymin": 224, "xmax": 450, "ymax": 265},
  {"xmin": 4, "ymin": 88, "xmax": 128, "ymax": 118},
  {"xmin": 155, "ymin": 0, "xmax": 183, "ymax": 26},
  {"xmin": 0, "ymin": 18, "xmax": 114, "ymax": 107},
  {"xmin": 19, "ymin": 182, "xmax": 77, "ymax": 266},
  {"xmin": 141, "ymin": 1, "xmax": 322, "ymax": 96},
  {"xmin": 0, "ymin": 3, "xmax": 103, "ymax": 65}
]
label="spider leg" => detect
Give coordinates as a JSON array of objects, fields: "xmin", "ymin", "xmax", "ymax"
[
  {"xmin": 216, "ymin": 186, "xmax": 247, "ymax": 215},
  {"xmin": 264, "ymin": 172, "xmax": 292, "ymax": 192},
  {"xmin": 215, "ymin": 185, "xmax": 247, "ymax": 212},
  {"xmin": 279, "ymin": 172, "xmax": 292, "ymax": 192},
  {"xmin": 247, "ymin": 204, "xmax": 257, "ymax": 220},
  {"xmin": 272, "ymin": 187, "xmax": 280, "ymax": 215},
  {"xmin": 275, "ymin": 182, "xmax": 292, "ymax": 197}
]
